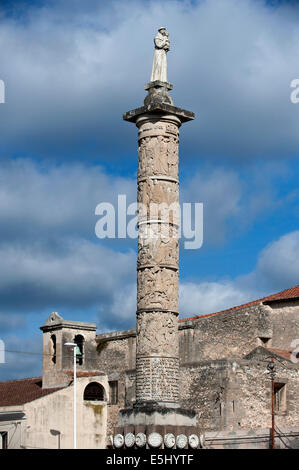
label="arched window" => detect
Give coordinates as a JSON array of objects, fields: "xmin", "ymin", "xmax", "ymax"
[
  {"xmin": 83, "ymin": 382, "xmax": 105, "ymax": 401},
  {"xmin": 51, "ymin": 335, "xmax": 56, "ymax": 364},
  {"xmin": 74, "ymin": 334, "xmax": 84, "ymax": 365}
]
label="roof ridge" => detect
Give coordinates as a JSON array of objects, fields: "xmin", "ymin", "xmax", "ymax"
[{"xmin": 0, "ymin": 376, "xmax": 42, "ymax": 384}]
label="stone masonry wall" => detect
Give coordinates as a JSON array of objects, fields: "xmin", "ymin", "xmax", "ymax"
[
  {"xmin": 189, "ymin": 304, "xmax": 267, "ymax": 362},
  {"xmin": 96, "ymin": 332, "xmax": 136, "ymax": 438},
  {"xmin": 267, "ymin": 300, "xmax": 299, "ymax": 351},
  {"xmin": 179, "ymin": 356, "xmax": 298, "ymax": 432},
  {"xmin": 96, "ymin": 299, "xmax": 299, "ymax": 439}
]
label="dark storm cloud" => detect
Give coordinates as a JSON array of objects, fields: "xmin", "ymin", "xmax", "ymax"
[
  {"xmin": 0, "ymin": 159, "xmax": 137, "ymax": 317},
  {"xmin": 0, "ymin": 313, "xmax": 26, "ymax": 332},
  {"xmin": 0, "ymin": 158, "xmax": 135, "ymax": 243},
  {"xmin": 0, "ymin": 334, "xmax": 42, "ymax": 381},
  {"xmin": 0, "ymin": 0, "xmax": 299, "ymax": 162},
  {"xmin": 0, "ymin": 237, "xmax": 136, "ymax": 312}
]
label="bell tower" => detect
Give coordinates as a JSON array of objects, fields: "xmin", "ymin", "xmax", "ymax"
[{"xmin": 40, "ymin": 312, "xmax": 97, "ymax": 388}]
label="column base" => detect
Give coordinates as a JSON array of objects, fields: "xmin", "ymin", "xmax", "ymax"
[{"xmin": 111, "ymin": 404, "xmax": 201, "ymax": 449}]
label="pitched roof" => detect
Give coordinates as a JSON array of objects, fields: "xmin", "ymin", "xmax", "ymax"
[
  {"xmin": 0, "ymin": 377, "xmax": 64, "ymax": 407},
  {"xmin": 180, "ymin": 284, "xmax": 299, "ymax": 323},
  {"xmin": 244, "ymin": 346, "xmax": 294, "ymax": 362}
]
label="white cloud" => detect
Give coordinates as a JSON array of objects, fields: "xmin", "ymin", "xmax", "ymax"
[
  {"xmin": 254, "ymin": 230, "xmax": 299, "ymax": 290},
  {"xmin": 180, "ymin": 230, "xmax": 299, "ymax": 317},
  {"xmin": 180, "ymin": 280, "xmax": 250, "ymax": 317}
]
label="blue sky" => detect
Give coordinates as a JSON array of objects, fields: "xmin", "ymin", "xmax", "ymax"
[{"xmin": 0, "ymin": 0, "xmax": 299, "ymax": 380}]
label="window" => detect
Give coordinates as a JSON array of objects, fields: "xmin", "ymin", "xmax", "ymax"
[
  {"xmin": 0, "ymin": 432, "xmax": 8, "ymax": 449},
  {"xmin": 84, "ymin": 382, "xmax": 105, "ymax": 401},
  {"xmin": 109, "ymin": 381, "xmax": 118, "ymax": 405},
  {"xmin": 274, "ymin": 383, "xmax": 287, "ymax": 412},
  {"xmin": 51, "ymin": 335, "xmax": 56, "ymax": 364},
  {"xmin": 74, "ymin": 335, "xmax": 84, "ymax": 365}
]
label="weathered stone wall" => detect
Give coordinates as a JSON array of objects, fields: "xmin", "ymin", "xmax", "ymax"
[
  {"xmin": 179, "ymin": 361, "xmax": 228, "ymax": 432},
  {"xmin": 179, "ymin": 355, "xmax": 299, "ymax": 432},
  {"xmin": 189, "ymin": 304, "xmax": 266, "ymax": 362},
  {"xmin": 96, "ymin": 299, "xmax": 299, "ymax": 442},
  {"xmin": 267, "ymin": 300, "xmax": 299, "ymax": 350},
  {"xmin": 96, "ymin": 331, "xmax": 136, "ymax": 371},
  {"xmin": 179, "ymin": 300, "xmax": 299, "ymax": 362},
  {"xmin": 41, "ymin": 315, "xmax": 97, "ymax": 389},
  {"xmin": 42, "ymin": 328, "xmax": 66, "ymax": 388},
  {"xmin": 96, "ymin": 332, "xmax": 136, "ymax": 438}
]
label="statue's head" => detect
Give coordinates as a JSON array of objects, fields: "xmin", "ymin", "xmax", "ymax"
[{"xmin": 158, "ymin": 27, "xmax": 166, "ymax": 35}]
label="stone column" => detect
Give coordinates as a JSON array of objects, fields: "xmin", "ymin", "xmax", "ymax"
[
  {"xmin": 112, "ymin": 82, "xmax": 199, "ymax": 449},
  {"xmin": 135, "ymin": 113, "xmax": 181, "ymax": 407}
]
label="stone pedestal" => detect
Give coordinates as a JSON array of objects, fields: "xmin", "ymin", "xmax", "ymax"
[{"xmin": 112, "ymin": 82, "xmax": 199, "ymax": 449}]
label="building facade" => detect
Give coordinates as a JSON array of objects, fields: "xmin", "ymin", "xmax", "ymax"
[
  {"xmin": 98, "ymin": 285, "xmax": 299, "ymax": 448},
  {"xmin": 0, "ymin": 314, "xmax": 108, "ymax": 449}
]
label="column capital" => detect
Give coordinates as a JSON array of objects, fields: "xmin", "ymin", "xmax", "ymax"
[{"xmin": 123, "ymin": 103, "xmax": 195, "ymax": 124}]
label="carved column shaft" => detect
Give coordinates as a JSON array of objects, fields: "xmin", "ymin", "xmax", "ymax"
[{"xmin": 135, "ymin": 113, "xmax": 181, "ymax": 406}]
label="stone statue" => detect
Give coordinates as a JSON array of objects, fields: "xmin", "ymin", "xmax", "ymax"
[{"xmin": 150, "ymin": 27, "xmax": 170, "ymax": 83}]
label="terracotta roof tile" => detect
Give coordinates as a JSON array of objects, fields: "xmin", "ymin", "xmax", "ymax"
[
  {"xmin": 179, "ymin": 284, "xmax": 299, "ymax": 323},
  {"xmin": 65, "ymin": 371, "xmax": 103, "ymax": 378},
  {"xmin": 268, "ymin": 348, "xmax": 293, "ymax": 361},
  {"xmin": 0, "ymin": 377, "xmax": 64, "ymax": 407}
]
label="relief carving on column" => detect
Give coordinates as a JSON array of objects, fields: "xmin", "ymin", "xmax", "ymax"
[
  {"xmin": 137, "ymin": 179, "xmax": 179, "ymax": 222},
  {"xmin": 137, "ymin": 181, "xmax": 150, "ymax": 219},
  {"xmin": 154, "ymin": 135, "xmax": 168, "ymax": 175},
  {"xmin": 138, "ymin": 119, "xmax": 179, "ymax": 180},
  {"xmin": 137, "ymin": 266, "xmax": 178, "ymax": 311},
  {"xmin": 138, "ymin": 137, "xmax": 155, "ymax": 178},
  {"xmin": 167, "ymin": 135, "xmax": 179, "ymax": 179},
  {"xmin": 138, "ymin": 225, "xmax": 179, "ymax": 266},
  {"xmin": 138, "ymin": 120, "xmax": 179, "ymax": 140},
  {"xmin": 138, "ymin": 135, "xmax": 178, "ymax": 179},
  {"xmin": 136, "ymin": 312, "xmax": 179, "ymax": 356}
]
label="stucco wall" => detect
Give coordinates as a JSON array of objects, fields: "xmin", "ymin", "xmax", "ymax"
[
  {"xmin": 0, "ymin": 418, "xmax": 26, "ymax": 449},
  {"xmin": 24, "ymin": 376, "xmax": 108, "ymax": 449}
]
